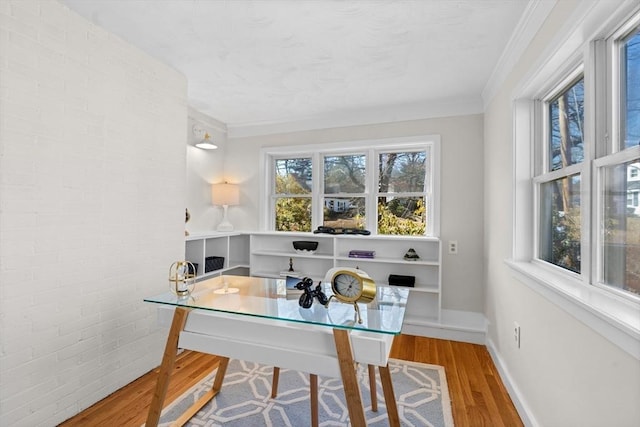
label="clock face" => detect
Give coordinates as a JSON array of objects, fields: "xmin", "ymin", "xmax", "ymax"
[{"xmin": 334, "ymin": 273, "xmax": 363, "ymax": 300}]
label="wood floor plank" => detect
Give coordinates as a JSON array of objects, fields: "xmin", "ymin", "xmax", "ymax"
[
  {"xmin": 61, "ymin": 335, "xmax": 522, "ymax": 427},
  {"xmin": 389, "ymin": 335, "xmax": 522, "ymax": 426}
]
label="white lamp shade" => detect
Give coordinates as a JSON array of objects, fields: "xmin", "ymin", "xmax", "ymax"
[{"xmin": 211, "ymin": 183, "xmax": 239, "ymax": 206}]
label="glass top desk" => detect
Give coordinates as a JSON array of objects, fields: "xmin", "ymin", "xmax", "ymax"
[{"xmin": 144, "ymin": 275, "xmax": 409, "ymax": 427}]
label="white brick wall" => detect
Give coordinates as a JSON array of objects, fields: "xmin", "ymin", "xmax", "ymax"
[{"xmin": 0, "ymin": 1, "xmax": 188, "ymax": 425}]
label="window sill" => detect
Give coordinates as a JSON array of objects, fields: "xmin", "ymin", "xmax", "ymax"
[{"xmin": 505, "ymin": 260, "xmax": 640, "ymax": 360}]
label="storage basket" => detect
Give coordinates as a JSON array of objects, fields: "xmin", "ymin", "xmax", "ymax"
[{"xmin": 205, "ymin": 256, "xmax": 224, "ymax": 273}]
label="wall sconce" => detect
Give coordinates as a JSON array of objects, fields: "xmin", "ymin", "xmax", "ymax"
[
  {"xmin": 211, "ymin": 182, "xmax": 239, "ymax": 231},
  {"xmin": 193, "ymin": 124, "xmax": 218, "ymax": 150}
]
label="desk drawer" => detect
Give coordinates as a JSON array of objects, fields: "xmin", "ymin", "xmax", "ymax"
[{"xmin": 156, "ymin": 306, "xmax": 394, "ymax": 377}]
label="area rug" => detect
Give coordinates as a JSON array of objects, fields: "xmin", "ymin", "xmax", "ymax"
[{"xmin": 157, "ymin": 358, "xmax": 454, "ymax": 427}]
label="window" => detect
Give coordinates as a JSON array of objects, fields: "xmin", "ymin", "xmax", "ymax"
[
  {"xmin": 529, "ymin": 14, "xmax": 640, "ymax": 298},
  {"xmin": 620, "ymin": 29, "xmax": 640, "ymax": 150},
  {"xmin": 323, "ymin": 154, "xmax": 366, "ymax": 229},
  {"xmin": 274, "ymin": 157, "xmax": 312, "ymax": 232},
  {"xmin": 377, "ymin": 151, "xmax": 428, "ymax": 235},
  {"xmin": 510, "ymin": 3, "xmax": 640, "ymax": 356},
  {"xmin": 599, "ymin": 14, "xmax": 640, "ymax": 296},
  {"xmin": 537, "ymin": 75, "xmax": 585, "ymax": 274},
  {"xmin": 262, "ymin": 136, "xmax": 439, "ymax": 236}
]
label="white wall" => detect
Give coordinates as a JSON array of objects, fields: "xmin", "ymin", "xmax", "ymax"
[
  {"xmin": 484, "ymin": 1, "xmax": 640, "ymax": 426},
  {"xmin": 225, "ymin": 115, "xmax": 485, "ymax": 313},
  {"xmin": 0, "ymin": 1, "xmax": 187, "ymax": 425},
  {"xmin": 186, "ymin": 107, "xmax": 227, "ymax": 233}
]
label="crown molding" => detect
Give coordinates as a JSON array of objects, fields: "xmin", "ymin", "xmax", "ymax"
[
  {"xmin": 188, "ymin": 106, "xmax": 227, "ymax": 133},
  {"xmin": 225, "ymin": 97, "xmax": 483, "ymax": 139},
  {"xmin": 482, "ymin": 0, "xmax": 557, "ymax": 109}
]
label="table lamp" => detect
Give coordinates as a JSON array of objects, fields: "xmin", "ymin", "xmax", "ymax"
[{"xmin": 212, "ymin": 182, "xmax": 239, "ymax": 231}]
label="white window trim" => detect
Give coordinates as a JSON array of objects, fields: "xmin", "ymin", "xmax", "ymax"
[
  {"xmin": 509, "ymin": 0, "xmax": 640, "ymax": 360},
  {"xmin": 259, "ymin": 135, "xmax": 441, "ymax": 236}
]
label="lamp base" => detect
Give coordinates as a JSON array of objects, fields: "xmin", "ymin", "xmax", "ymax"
[
  {"xmin": 213, "ymin": 287, "xmax": 239, "ymax": 294},
  {"xmin": 216, "ymin": 204, "xmax": 234, "ymax": 232},
  {"xmin": 216, "ymin": 222, "xmax": 234, "ymax": 232}
]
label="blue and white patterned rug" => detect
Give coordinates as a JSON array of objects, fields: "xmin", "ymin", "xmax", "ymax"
[{"xmin": 158, "ymin": 358, "xmax": 454, "ymax": 427}]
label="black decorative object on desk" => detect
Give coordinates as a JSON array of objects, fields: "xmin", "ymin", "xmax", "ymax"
[{"xmin": 295, "ymin": 277, "xmax": 329, "ymax": 309}]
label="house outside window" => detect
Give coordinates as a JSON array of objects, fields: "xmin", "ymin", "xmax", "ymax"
[
  {"xmin": 510, "ymin": 3, "xmax": 640, "ymax": 357},
  {"xmin": 528, "ymin": 14, "xmax": 640, "ymax": 298},
  {"xmin": 323, "ymin": 154, "xmax": 366, "ymax": 229},
  {"xmin": 262, "ymin": 136, "xmax": 439, "ymax": 237}
]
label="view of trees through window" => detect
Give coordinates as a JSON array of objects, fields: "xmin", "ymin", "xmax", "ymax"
[
  {"xmin": 378, "ymin": 151, "xmax": 427, "ymax": 235},
  {"xmin": 540, "ymin": 78, "xmax": 584, "ymax": 273},
  {"xmin": 622, "ymin": 30, "xmax": 639, "ymax": 150},
  {"xmin": 273, "ymin": 148, "xmax": 430, "ymax": 235},
  {"xmin": 604, "ymin": 26, "xmax": 640, "ymax": 295},
  {"xmin": 274, "ymin": 158, "xmax": 312, "ymax": 232},
  {"xmin": 323, "ymin": 154, "xmax": 366, "ymax": 229}
]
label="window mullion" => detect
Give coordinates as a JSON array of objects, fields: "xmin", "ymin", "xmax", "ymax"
[
  {"xmin": 533, "ymin": 163, "xmax": 583, "ymax": 183},
  {"xmin": 366, "ymin": 148, "xmax": 377, "ymax": 233},
  {"xmin": 313, "ymin": 153, "xmax": 323, "ymax": 231}
]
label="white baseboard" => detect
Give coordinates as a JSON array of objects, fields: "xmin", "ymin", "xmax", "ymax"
[
  {"xmin": 402, "ymin": 309, "xmax": 487, "ymax": 344},
  {"xmin": 485, "ymin": 338, "xmax": 540, "ymax": 427}
]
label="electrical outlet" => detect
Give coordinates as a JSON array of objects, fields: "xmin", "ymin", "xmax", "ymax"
[
  {"xmin": 448, "ymin": 240, "xmax": 458, "ymax": 254},
  {"xmin": 514, "ymin": 322, "xmax": 521, "ymax": 348}
]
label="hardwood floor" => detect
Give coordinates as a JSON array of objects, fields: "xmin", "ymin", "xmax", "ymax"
[
  {"xmin": 390, "ymin": 335, "xmax": 523, "ymax": 427},
  {"xmin": 60, "ymin": 335, "xmax": 522, "ymax": 427}
]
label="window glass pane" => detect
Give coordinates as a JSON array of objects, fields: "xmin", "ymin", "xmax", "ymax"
[
  {"xmin": 548, "ymin": 78, "xmax": 585, "ymax": 171},
  {"xmin": 601, "ymin": 159, "xmax": 640, "ymax": 296},
  {"xmin": 539, "ymin": 174, "xmax": 581, "ymax": 273},
  {"xmin": 378, "ymin": 196, "xmax": 425, "ymax": 235},
  {"xmin": 275, "ymin": 158, "xmax": 312, "ymax": 194},
  {"xmin": 323, "ymin": 197, "xmax": 365, "ymax": 229},
  {"xmin": 324, "ymin": 155, "xmax": 366, "ymax": 194},
  {"xmin": 621, "ymin": 29, "xmax": 640, "ymax": 150},
  {"xmin": 275, "ymin": 198, "xmax": 311, "ymax": 232},
  {"xmin": 379, "ymin": 151, "xmax": 427, "ymax": 193}
]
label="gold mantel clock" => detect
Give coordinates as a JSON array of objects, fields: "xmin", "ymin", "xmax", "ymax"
[{"xmin": 323, "ymin": 267, "xmax": 377, "ymax": 323}]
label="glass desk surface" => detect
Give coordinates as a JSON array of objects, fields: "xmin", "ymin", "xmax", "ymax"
[{"xmin": 145, "ymin": 275, "xmax": 409, "ymax": 335}]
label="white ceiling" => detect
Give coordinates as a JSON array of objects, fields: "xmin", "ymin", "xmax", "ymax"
[{"xmin": 59, "ymin": 0, "xmax": 539, "ymax": 136}]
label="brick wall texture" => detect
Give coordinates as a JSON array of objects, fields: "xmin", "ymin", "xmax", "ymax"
[{"xmin": 0, "ymin": 1, "xmax": 188, "ymax": 425}]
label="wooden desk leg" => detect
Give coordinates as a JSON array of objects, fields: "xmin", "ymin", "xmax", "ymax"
[
  {"xmin": 145, "ymin": 307, "xmax": 191, "ymax": 427},
  {"xmin": 333, "ymin": 328, "xmax": 366, "ymax": 427},
  {"xmin": 212, "ymin": 357, "xmax": 230, "ymax": 392},
  {"xmin": 310, "ymin": 374, "xmax": 318, "ymax": 427},
  {"xmin": 173, "ymin": 356, "xmax": 229, "ymax": 427},
  {"xmin": 271, "ymin": 367, "xmax": 280, "ymax": 398},
  {"xmin": 379, "ymin": 364, "xmax": 400, "ymax": 427},
  {"xmin": 368, "ymin": 364, "xmax": 378, "ymax": 412}
]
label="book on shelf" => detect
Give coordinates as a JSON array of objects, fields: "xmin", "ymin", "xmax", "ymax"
[{"xmin": 348, "ymin": 250, "xmax": 376, "ymax": 259}]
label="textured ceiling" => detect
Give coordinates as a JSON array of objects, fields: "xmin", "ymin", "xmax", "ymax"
[{"xmin": 60, "ymin": 0, "xmax": 530, "ymax": 131}]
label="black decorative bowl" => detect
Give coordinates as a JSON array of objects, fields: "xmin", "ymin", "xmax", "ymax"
[{"xmin": 292, "ymin": 241, "xmax": 318, "ymax": 253}]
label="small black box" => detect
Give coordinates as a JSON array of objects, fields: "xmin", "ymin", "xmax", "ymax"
[
  {"xmin": 205, "ymin": 256, "xmax": 224, "ymax": 273},
  {"xmin": 388, "ymin": 274, "xmax": 415, "ymax": 287}
]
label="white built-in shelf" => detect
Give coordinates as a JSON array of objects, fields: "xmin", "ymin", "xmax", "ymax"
[
  {"xmin": 185, "ymin": 232, "xmax": 250, "ymax": 281},
  {"xmin": 186, "ymin": 231, "xmax": 485, "ymax": 343}
]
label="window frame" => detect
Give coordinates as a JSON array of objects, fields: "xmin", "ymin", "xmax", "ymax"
[
  {"xmin": 533, "ymin": 66, "xmax": 587, "ymax": 280},
  {"xmin": 260, "ymin": 135, "xmax": 440, "ymax": 237},
  {"xmin": 510, "ymin": 1, "xmax": 640, "ymax": 359}
]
